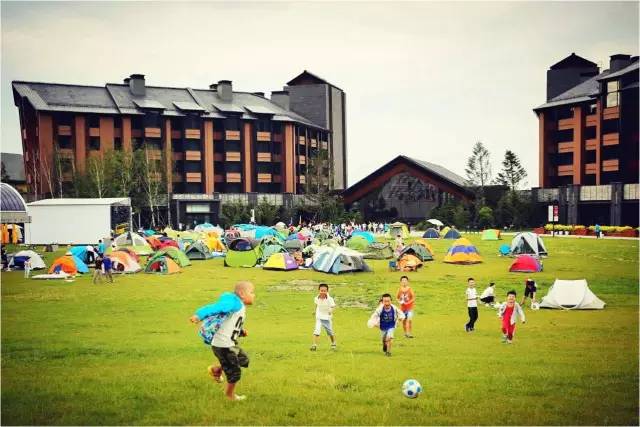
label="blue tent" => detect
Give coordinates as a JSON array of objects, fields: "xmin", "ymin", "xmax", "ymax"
[
  {"xmin": 499, "ymin": 244, "xmax": 511, "ymax": 256},
  {"xmin": 255, "ymin": 227, "xmax": 277, "ymax": 240},
  {"xmin": 443, "ymin": 228, "xmax": 461, "ymax": 239},
  {"xmin": 423, "ymin": 228, "xmax": 440, "ymax": 239},
  {"xmin": 351, "ymin": 231, "xmax": 375, "ymax": 243},
  {"xmin": 144, "ymin": 229, "xmax": 155, "ymax": 236},
  {"xmin": 71, "ymin": 255, "xmax": 89, "ymax": 273},
  {"xmin": 69, "ymin": 246, "xmax": 88, "ymax": 261}
]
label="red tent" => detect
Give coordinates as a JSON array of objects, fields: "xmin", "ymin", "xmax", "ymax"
[{"xmin": 509, "ymin": 255, "xmax": 542, "ymax": 273}]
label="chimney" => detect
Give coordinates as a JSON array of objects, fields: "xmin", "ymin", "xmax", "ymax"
[
  {"xmin": 129, "ymin": 74, "xmax": 146, "ymax": 96},
  {"xmin": 209, "ymin": 83, "xmax": 217, "ymax": 91},
  {"xmin": 217, "ymin": 80, "xmax": 232, "ymax": 102},
  {"xmin": 271, "ymin": 90, "xmax": 290, "ymax": 110},
  {"xmin": 610, "ymin": 54, "xmax": 631, "ymax": 72}
]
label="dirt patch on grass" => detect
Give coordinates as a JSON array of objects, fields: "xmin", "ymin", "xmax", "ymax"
[{"xmin": 268, "ymin": 279, "xmax": 319, "ymax": 292}]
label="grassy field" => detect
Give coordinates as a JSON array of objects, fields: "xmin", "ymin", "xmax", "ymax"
[{"xmin": 1, "ymin": 235, "xmax": 638, "ymax": 425}]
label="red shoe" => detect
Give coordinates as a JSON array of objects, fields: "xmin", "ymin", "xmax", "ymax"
[{"xmin": 207, "ymin": 365, "xmax": 223, "ymax": 383}]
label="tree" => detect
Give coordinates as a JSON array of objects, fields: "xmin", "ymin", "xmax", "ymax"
[
  {"xmin": 255, "ymin": 197, "xmax": 279, "ymax": 225},
  {"xmin": 134, "ymin": 149, "xmax": 166, "ymax": 228},
  {"xmin": 87, "ymin": 155, "xmax": 109, "ymax": 198},
  {"xmin": 495, "ymin": 150, "xmax": 528, "ymax": 190},
  {"xmin": 465, "ymin": 141, "xmax": 492, "ymax": 193},
  {"xmin": 220, "ymin": 201, "xmax": 250, "ymax": 228},
  {"xmin": 453, "ymin": 204, "xmax": 471, "ymax": 229},
  {"xmin": 477, "ymin": 206, "xmax": 494, "ymax": 229}
]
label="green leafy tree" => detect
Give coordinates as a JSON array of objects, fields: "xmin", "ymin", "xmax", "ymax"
[
  {"xmin": 220, "ymin": 201, "xmax": 250, "ymax": 228},
  {"xmin": 255, "ymin": 197, "xmax": 279, "ymax": 225},
  {"xmin": 453, "ymin": 204, "xmax": 471, "ymax": 229},
  {"xmin": 465, "ymin": 141, "xmax": 492, "ymax": 193},
  {"xmin": 495, "ymin": 150, "xmax": 528, "ymax": 190},
  {"xmin": 477, "ymin": 206, "xmax": 494, "ymax": 229}
]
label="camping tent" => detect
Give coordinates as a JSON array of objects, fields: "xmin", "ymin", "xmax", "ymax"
[
  {"xmin": 539, "ymin": 279, "xmax": 605, "ymax": 309},
  {"xmin": 108, "ymin": 251, "xmax": 141, "ymax": 273},
  {"xmin": 481, "ymin": 229, "xmax": 501, "ymax": 240},
  {"xmin": 69, "ymin": 245, "xmax": 98, "ymax": 264},
  {"xmin": 440, "ymin": 226, "xmax": 451, "ymax": 237},
  {"xmin": 388, "ymin": 222, "xmax": 410, "ymax": 239},
  {"xmin": 443, "ymin": 228, "xmax": 461, "ymax": 239},
  {"xmin": 312, "ymin": 247, "xmax": 372, "ymax": 274},
  {"xmin": 194, "ymin": 223, "xmax": 215, "ymax": 233},
  {"xmin": 347, "ymin": 235, "xmax": 370, "ymax": 252},
  {"xmin": 49, "ymin": 255, "xmax": 88, "ymax": 274},
  {"xmin": 185, "ymin": 241, "xmax": 213, "ymax": 260},
  {"xmin": 255, "ymin": 226, "xmax": 278, "ymax": 240},
  {"xmin": 400, "ymin": 244, "xmax": 433, "ymax": 262},
  {"xmin": 499, "ymin": 244, "xmax": 511, "ymax": 256},
  {"xmin": 204, "ymin": 236, "xmax": 225, "ymax": 252},
  {"xmin": 509, "ymin": 255, "xmax": 543, "ymax": 273},
  {"xmin": 263, "ymin": 253, "xmax": 298, "ymax": 271},
  {"xmin": 113, "ymin": 232, "xmax": 153, "ymax": 255},
  {"xmin": 225, "ymin": 238, "xmax": 261, "ymax": 267},
  {"xmin": 259, "ymin": 242, "xmax": 287, "ymax": 264},
  {"xmin": 284, "ymin": 239, "xmax": 304, "ymax": 253},
  {"xmin": 413, "ymin": 239, "xmax": 435, "ymax": 256},
  {"xmin": 145, "ymin": 256, "xmax": 181, "ymax": 274},
  {"xmin": 397, "ymin": 254, "xmax": 423, "ymax": 271},
  {"xmin": 9, "ymin": 250, "xmax": 46, "ymax": 269},
  {"xmin": 154, "ymin": 246, "xmax": 191, "ymax": 267},
  {"xmin": 423, "ymin": 228, "xmax": 440, "ymax": 239},
  {"xmin": 363, "ymin": 243, "xmax": 394, "ymax": 260},
  {"xmin": 510, "ymin": 232, "xmax": 548, "ymax": 257},
  {"xmin": 443, "ymin": 238, "xmax": 482, "ymax": 264},
  {"xmin": 352, "ymin": 231, "xmax": 375, "ymax": 243}
]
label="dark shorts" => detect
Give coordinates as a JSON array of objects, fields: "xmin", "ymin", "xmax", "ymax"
[
  {"xmin": 480, "ymin": 296, "xmax": 495, "ymax": 303},
  {"xmin": 212, "ymin": 346, "xmax": 249, "ymax": 384},
  {"xmin": 524, "ymin": 287, "xmax": 536, "ymax": 298}
]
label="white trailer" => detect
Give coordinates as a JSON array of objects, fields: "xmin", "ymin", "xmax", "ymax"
[{"xmin": 25, "ymin": 198, "xmax": 131, "ymax": 245}]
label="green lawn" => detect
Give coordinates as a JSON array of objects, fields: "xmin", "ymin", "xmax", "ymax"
[{"xmin": 2, "ymin": 236, "xmax": 638, "ymax": 425}]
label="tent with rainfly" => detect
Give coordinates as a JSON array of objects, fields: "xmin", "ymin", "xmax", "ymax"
[
  {"xmin": 312, "ymin": 247, "xmax": 372, "ymax": 274},
  {"xmin": 351, "ymin": 231, "xmax": 375, "ymax": 243},
  {"xmin": 363, "ymin": 243, "xmax": 394, "ymax": 260},
  {"xmin": 185, "ymin": 241, "xmax": 213, "ymax": 260},
  {"xmin": 509, "ymin": 255, "xmax": 542, "ymax": 273},
  {"xmin": 481, "ymin": 229, "xmax": 501, "ymax": 240},
  {"xmin": 443, "ymin": 238, "xmax": 482, "ymax": 264},
  {"xmin": 154, "ymin": 246, "xmax": 191, "ymax": 267},
  {"xmin": 9, "ymin": 250, "xmax": 46, "ymax": 269},
  {"xmin": 443, "ymin": 228, "xmax": 461, "ymax": 239},
  {"xmin": 400, "ymin": 244, "xmax": 433, "ymax": 262},
  {"xmin": 145, "ymin": 256, "xmax": 181, "ymax": 274},
  {"xmin": 113, "ymin": 232, "xmax": 153, "ymax": 255},
  {"xmin": 259, "ymin": 241, "xmax": 288, "ymax": 264},
  {"xmin": 347, "ymin": 235, "xmax": 370, "ymax": 252},
  {"xmin": 539, "ymin": 279, "xmax": 605, "ymax": 309},
  {"xmin": 397, "ymin": 253, "xmax": 423, "ymax": 271},
  {"xmin": 510, "ymin": 232, "xmax": 548, "ymax": 257},
  {"xmin": 263, "ymin": 253, "xmax": 298, "ymax": 271},
  {"xmin": 49, "ymin": 254, "xmax": 89, "ymax": 274},
  {"xmin": 388, "ymin": 222, "xmax": 410, "ymax": 239},
  {"xmin": 108, "ymin": 251, "xmax": 142, "ymax": 273},
  {"xmin": 225, "ymin": 238, "xmax": 261, "ymax": 268},
  {"xmin": 413, "ymin": 239, "xmax": 435, "ymax": 256},
  {"xmin": 422, "ymin": 228, "xmax": 440, "ymax": 239}
]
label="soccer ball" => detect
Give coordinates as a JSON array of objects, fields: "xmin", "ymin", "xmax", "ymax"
[
  {"xmin": 402, "ymin": 379, "xmax": 422, "ymax": 398},
  {"xmin": 531, "ymin": 302, "xmax": 540, "ymax": 310}
]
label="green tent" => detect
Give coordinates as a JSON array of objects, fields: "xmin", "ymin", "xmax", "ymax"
[
  {"xmin": 225, "ymin": 238, "xmax": 261, "ymax": 268},
  {"xmin": 145, "ymin": 255, "xmax": 181, "ymax": 274},
  {"xmin": 259, "ymin": 243, "xmax": 287, "ymax": 264},
  {"xmin": 154, "ymin": 246, "xmax": 191, "ymax": 267},
  {"xmin": 400, "ymin": 244, "xmax": 433, "ymax": 262},
  {"xmin": 481, "ymin": 229, "xmax": 501, "ymax": 240},
  {"xmin": 185, "ymin": 241, "xmax": 212, "ymax": 260},
  {"xmin": 347, "ymin": 235, "xmax": 369, "ymax": 252},
  {"xmin": 363, "ymin": 242, "xmax": 394, "ymax": 259}
]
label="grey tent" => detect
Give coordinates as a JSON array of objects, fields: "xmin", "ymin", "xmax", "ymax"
[
  {"xmin": 510, "ymin": 232, "xmax": 548, "ymax": 257},
  {"xmin": 539, "ymin": 279, "xmax": 605, "ymax": 309},
  {"xmin": 312, "ymin": 247, "xmax": 372, "ymax": 274},
  {"xmin": 284, "ymin": 239, "xmax": 304, "ymax": 253},
  {"xmin": 363, "ymin": 243, "xmax": 394, "ymax": 260},
  {"xmin": 185, "ymin": 241, "xmax": 213, "ymax": 260}
]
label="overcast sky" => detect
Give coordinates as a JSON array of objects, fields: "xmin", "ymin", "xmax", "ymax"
[{"xmin": 2, "ymin": 1, "xmax": 638, "ymax": 188}]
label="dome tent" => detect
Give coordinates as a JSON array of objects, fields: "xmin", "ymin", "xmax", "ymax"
[
  {"xmin": 263, "ymin": 252, "xmax": 298, "ymax": 271},
  {"xmin": 510, "ymin": 232, "xmax": 548, "ymax": 257},
  {"xmin": 9, "ymin": 250, "xmax": 46, "ymax": 269},
  {"xmin": 539, "ymin": 279, "xmax": 605, "ymax": 309},
  {"xmin": 388, "ymin": 222, "xmax": 410, "ymax": 239},
  {"xmin": 154, "ymin": 246, "xmax": 191, "ymax": 267},
  {"xmin": 108, "ymin": 251, "xmax": 141, "ymax": 273},
  {"xmin": 113, "ymin": 232, "xmax": 153, "ymax": 255},
  {"xmin": 145, "ymin": 256, "xmax": 181, "ymax": 274},
  {"xmin": 509, "ymin": 255, "xmax": 542, "ymax": 273},
  {"xmin": 185, "ymin": 241, "xmax": 213, "ymax": 260},
  {"xmin": 397, "ymin": 253, "xmax": 423, "ymax": 271},
  {"xmin": 312, "ymin": 247, "xmax": 371, "ymax": 274},
  {"xmin": 422, "ymin": 228, "xmax": 440, "ymax": 239},
  {"xmin": 352, "ymin": 231, "xmax": 375, "ymax": 243},
  {"xmin": 443, "ymin": 228, "xmax": 461, "ymax": 239},
  {"xmin": 363, "ymin": 243, "xmax": 394, "ymax": 260},
  {"xmin": 443, "ymin": 238, "xmax": 482, "ymax": 264},
  {"xmin": 400, "ymin": 244, "xmax": 433, "ymax": 262},
  {"xmin": 347, "ymin": 235, "xmax": 369, "ymax": 252},
  {"xmin": 481, "ymin": 229, "xmax": 501, "ymax": 240},
  {"xmin": 225, "ymin": 238, "xmax": 261, "ymax": 268}
]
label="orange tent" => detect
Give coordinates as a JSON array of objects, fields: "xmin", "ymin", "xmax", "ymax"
[
  {"xmin": 397, "ymin": 254, "xmax": 423, "ymax": 271},
  {"xmin": 49, "ymin": 256, "xmax": 78, "ymax": 274},
  {"xmin": 145, "ymin": 236, "xmax": 162, "ymax": 250}
]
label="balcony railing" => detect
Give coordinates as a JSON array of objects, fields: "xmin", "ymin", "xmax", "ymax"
[
  {"xmin": 185, "ymin": 150, "xmax": 202, "ymax": 161},
  {"xmin": 257, "ymin": 173, "xmax": 272, "ymax": 183},
  {"xmin": 585, "ymin": 139, "xmax": 598, "ymax": 151},
  {"xmin": 602, "ymin": 133, "xmax": 619, "ymax": 146},
  {"xmin": 257, "ymin": 152, "xmax": 272, "ymax": 162},
  {"xmin": 185, "ymin": 129, "xmax": 201, "ymax": 139},
  {"xmin": 603, "ymin": 106, "xmax": 619, "ymax": 120},
  {"xmin": 557, "ymin": 118, "xmax": 574, "ymax": 130},
  {"xmin": 226, "ymin": 173, "xmax": 242, "ymax": 183},
  {"xmin": 226, "ymin": 130, "xmax": 241, "ymax": 141},
  {"xmin": 586, "ymin": 114, "xmax": 597, "ymax": 127},
  {"xmin": 89, "ymin": 127, "xmax": 100, "ymax": 137},
  {"xmin": 602, "ymin": 159, "xmax": 619, "ymax": 172},
  {"xmin": 226, "ymin": 152, "xmax": 241, "ymax": 162},
  {"xmin": 145, "ymin": 127, "xmax": 161, "ymax": 138},
  {"xmin": 585, "ymin": 163, "xmax": 597, "ymax": 175},
  {"xmin": 186, "ymin": 172, "xmax": 202, "ymax": 183},
  {"xmin": 257, "ymin": 132, "xmax": 271, "ymax": 142},
  {"xmin": 557, "ymin": 165, "xmax": 573, "ymax": 176},
  {"xmin": 57, "ymin": 125, "xmax": 72, "ymax": 136},
  {"xmin": 558, "ymin": 142, "xmax": 574, "ymax": 153}
]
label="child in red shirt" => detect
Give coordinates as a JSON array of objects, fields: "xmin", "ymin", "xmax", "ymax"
[
  {"xmin": 396, "ymin": 276, "xmax": 415, "ymax": 338},
  {"xmin": 498, "ymin": 290, "xmax": 526, "ymax": 344}
]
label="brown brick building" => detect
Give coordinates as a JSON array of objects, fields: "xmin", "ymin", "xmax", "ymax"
[{"xmin": 532, "ymin": 53, "xmax": 639, "ymax": 226}]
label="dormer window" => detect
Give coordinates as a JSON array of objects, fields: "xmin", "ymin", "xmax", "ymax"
[{"xmin": 605, "ymin": 80, "xmax": 619, "ymax": 108}]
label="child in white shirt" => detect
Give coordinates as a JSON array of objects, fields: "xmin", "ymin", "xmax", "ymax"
[
  {"xmin": 480, "ymin": 282, "xmax": 496, "ymax": 306},
  {"xmin": 465, "ymin": 278, "xmax": 479, "ymax": 332},
  {"xmin": 311, "ymin": 283, "xmax": 337, "ymax": 351}
]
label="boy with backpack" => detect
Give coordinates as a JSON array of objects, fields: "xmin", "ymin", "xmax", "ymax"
[{"xmin": 190, "ymin": 281, "xmax": 255, "ymax": 401}]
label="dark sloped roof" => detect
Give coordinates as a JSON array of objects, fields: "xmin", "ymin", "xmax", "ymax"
[
  {"xmin": 596, "ymin": 61, "xmax": 639, "ymax": 81},
  {"xmin": 287, "ymin": 70, "xmax": 344, "ymax": 92},
  {"xmin": 549, "ymin": 53, "xmax": 598, "ymax": 70},
  {"xmin": 534, "ymin": 70, "xmax": 610, "ymax": 111},
  {"xmin": 1, "ymin": 153, "xmax": 25, "ymax": 182},
  {"xmin": 13, "ymin": 79, "xmax": 328, "ymax": 130},
  {"xmin": 406, "ymin": 157, "xmax": 467, "ymax": 187}
]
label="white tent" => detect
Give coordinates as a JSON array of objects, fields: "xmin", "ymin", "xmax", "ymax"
[
  {"xmin": 427, "ymin": 219, "xmax": 443, "ymax": 227},
  {"xmin": 510, "ymin": 232, "xmax": 548, "ymax": 257},
  {"xmin": 9, "ymin": 250, "xmax": 46, "ymax": 269},
  {"xmin": 539, "ymin": 279, "xmax": 605, "ymax": 310}
]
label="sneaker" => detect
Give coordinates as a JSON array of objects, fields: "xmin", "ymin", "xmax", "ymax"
[
  {"xmin": 207, "ymin": 365, "xmax": 223, "ymax": 383},
  {"xmin": 405, "ymin": 334, "xmax": 414, "ymax": 338},
  {"xmin": 506, "ymin": 339, "xmax": 513, "ymax": 344},
  {"xmin": 331, "ymin": 343, "xmax": 337, "ymax": 350},
  {"xmin": 385, "ymin": 351, "xmax": 392, "ymax": 357},
  {"xmin": 382, "ymin": 342, "xmax": 388, "ymax": 352},
  {"xmin": 232, "ymin": 394, "xmax": 247, "ymax": 401},
  {"xmin": 501, "ymin": 335, "xmax": 508, "ymax": 343},
  {"xmin": 310, "ymin": 344, "xmax": 317, "ymax": 351}
]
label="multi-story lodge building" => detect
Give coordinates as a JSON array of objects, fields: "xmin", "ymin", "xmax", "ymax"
[
  {"xmin": 12, "ymin": 72, "xmax": 347, "ymax": 225},
  {"xmin": 533, "ymin": 53, "xmax": 639, "ymax": 226}
]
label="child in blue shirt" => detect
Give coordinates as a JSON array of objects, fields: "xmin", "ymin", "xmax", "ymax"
[{"xmin": 368, "ymin": 293, "xmax": 405, "ymax": 356}]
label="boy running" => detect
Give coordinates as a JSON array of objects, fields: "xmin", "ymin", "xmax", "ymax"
[
  {"xmin": 190, "ymin": 281, "xmax": 255, "ymax": 401},
  {"xmin": 396, "ymin": 276, "xmax": 415, "ymax": 338},
  {"xmin": 311, "ymin": 283, "xmax": 337, "ymax": 351},
  {"xmin": 369, "ymin": 293, "xmax": 405, "ymax": 356},
  {"xmin": 498, "ymin": 290, "xmax": 526, "ymax": 344},
  {"xmin": 465, "ymin": 277, "xmax": 479, "ymax": 332}
]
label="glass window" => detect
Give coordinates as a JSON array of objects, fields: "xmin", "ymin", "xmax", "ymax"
[
  {"xmin": 186, "ymin": 203, "xmax": 210, "ymax": 213},
  {"xmin": 605, "ymin": 80, "xmax": 619, "ymax": 108}
]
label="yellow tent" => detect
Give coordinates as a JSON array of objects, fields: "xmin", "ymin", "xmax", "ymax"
[
  {"xmin": 413, "ymin": 238, "xmax": 434, "ymax": 256},
  {"xmin": 388, "ymin": 222, "xmax": 410, "ymax": 239},
  {"xmin": 205, "ymin": 236, "xmax": 225, "ymax": 252},
  {"xmin": 443, "ymin": 238, "xmax": 483, "ymax": 264}
]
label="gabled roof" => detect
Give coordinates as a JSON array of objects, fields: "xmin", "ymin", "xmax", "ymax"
[
  {"xmin": 12, "ymin": 79, "xmax": 328, "ymax": 130},
  {"xmin": 534, "ymin": 70, "xmax": 610, "ymax": 111},
  {"xmin": 342, "ymin": 155, "xmax": 473, "ymax": 204},
  {"xmin": 287, "ymin": 70, "xmax": 343, "ymax": 92},
  {"xmin": 549, "ymin": 53, "xmax": 598, "ymax": 70},
  {"xmin": 596, "ymin": 60, "xmax": 639, "ymax": 81}
]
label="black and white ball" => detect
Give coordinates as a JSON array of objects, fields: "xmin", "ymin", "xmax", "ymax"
[{"xmin": 402, "ymin": 379, "xmax": 422, "ymax": 398}]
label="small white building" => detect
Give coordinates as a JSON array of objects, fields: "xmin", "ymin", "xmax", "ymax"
[{"xmin": 25, "ymin": 198, "xmax": 131, "ymax": 245}]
